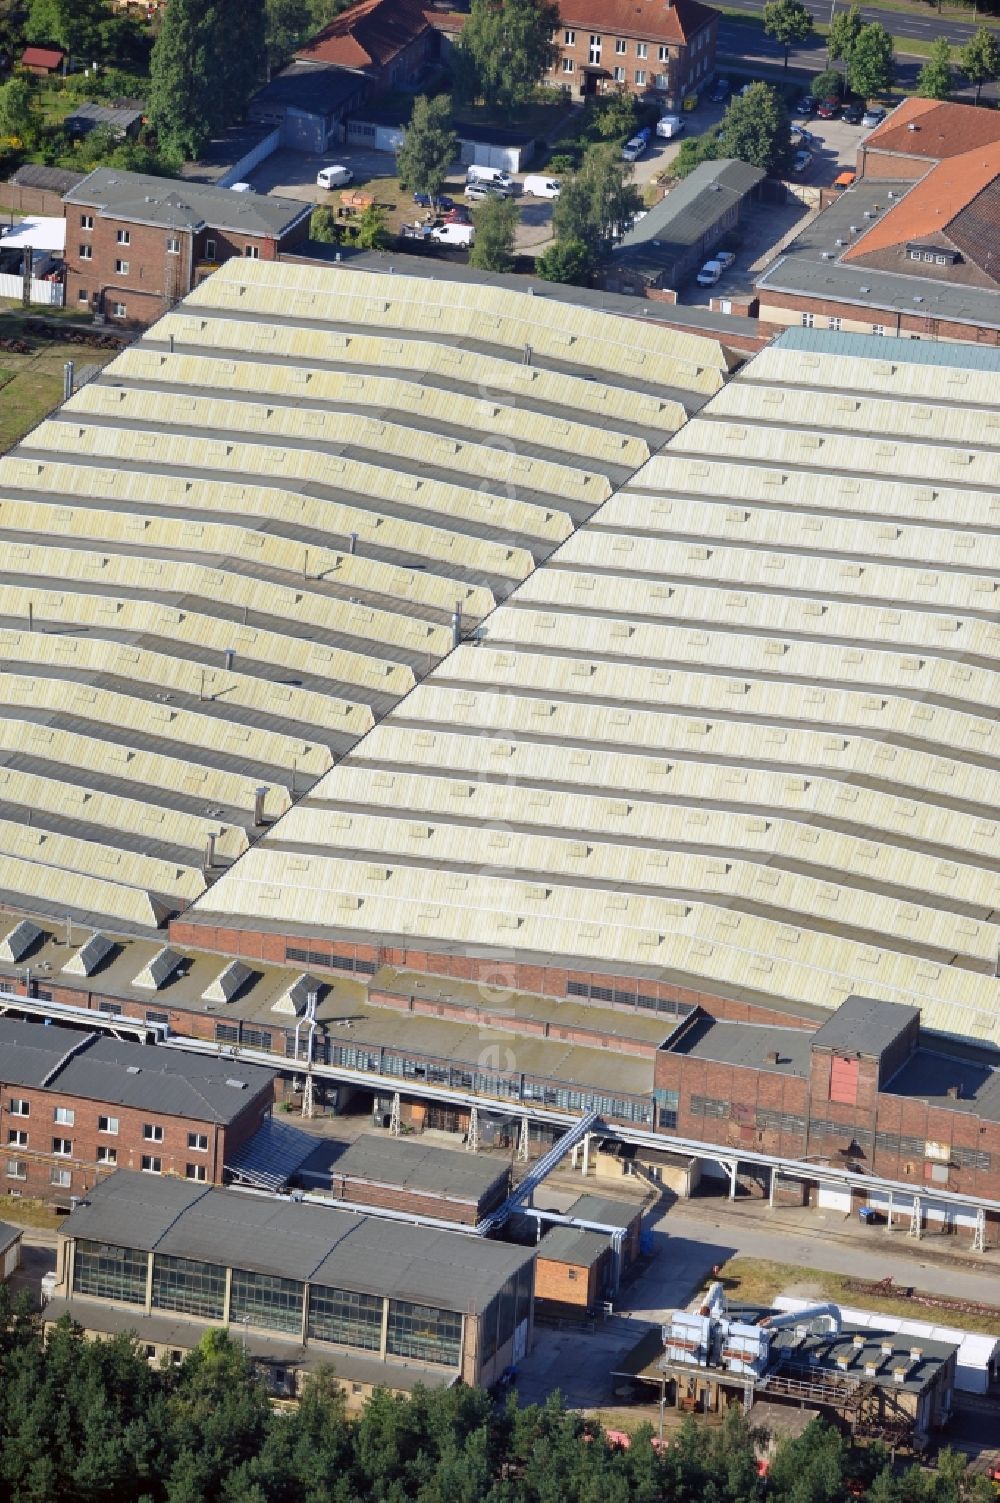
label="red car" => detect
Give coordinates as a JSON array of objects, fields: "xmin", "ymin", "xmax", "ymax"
[
  {"xmin": 443, "ymin": 207, "xmax": 471, "ymax": 225},
  {"xmin": 816, "ymin": 97, "xmax": 841, "ymax": 118}
]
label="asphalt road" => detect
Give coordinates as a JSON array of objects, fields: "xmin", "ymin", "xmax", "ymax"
[
  {"xmin": 723, "ymin": 0, "xmax": 995, "ymax": 47},
  {"xmin": 716, "ymin": 16, "xmax": 999, "ymax": 99}
]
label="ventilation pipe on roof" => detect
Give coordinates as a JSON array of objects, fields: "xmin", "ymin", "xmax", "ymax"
[
  {"xmin": 254, "ymin": 786, "xmax": 268, "ymax": 826},
  {"xmin": 452, "ymin": 602, "xmax": 463, "ymax": 651},
  {"xmin": 63, "ymin": 361, "xmax": 74, "ymax": 401},
  {"xmin": 760, "ymin": 1303, "xmax": 842, "ymax": 1336},
  {"xmin": 203, "ymin": 832, "xmax": 216, "ymax": 872},
  {"xmin": 349, "ymin": 531, "xmax": 357, "ymax": 554}
]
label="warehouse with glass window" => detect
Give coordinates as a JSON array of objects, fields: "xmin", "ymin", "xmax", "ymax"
[{"xmin": 48, "ymin": 1171, "xmax": 534, "ymax": 1398}]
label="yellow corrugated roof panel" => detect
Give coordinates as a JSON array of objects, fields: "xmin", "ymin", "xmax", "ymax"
[
  {"xmin": 0, "ymin": 818, "xmax": 203, "ymax": 902},
  {"xmin": 0, "ymin": 853, "xmax": 169, "ymax": 928}
]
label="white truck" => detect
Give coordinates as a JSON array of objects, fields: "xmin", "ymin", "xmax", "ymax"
[
  {"xmin": 656, "ymin": 115, "xmax": 685, "ymax": 139},
  {"xmin": 523, "ymin": 175, "xmax": 561, "ymax": 199},
  {"xmin": 429, "ymin": 222, "xmax": 475, "ymax": 247}
]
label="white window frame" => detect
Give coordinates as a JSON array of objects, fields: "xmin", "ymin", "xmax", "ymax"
[
  {"xmin": 81, "ymin": 214, "xmax": 94, "ymax": 230},
  {"xmin": 166, "ymin": 236, "xmax": 180, "ymax": 254},
  {"xmin": 79, "ymin": 244, "xmax": 92, "ymax": 259},
  {"xmin": 187, "ymin": 1132, "xmax": 209, "ymax": 1152},
  {"xmin": 141, "ymin": 1155, "xmax": 162, "ymax": 1174},
  {"xmin": 6, "ymin": 1160, "xmax": 26, "ymax": 1180},
  {"xmin": 185, "ymin": 1163, "xmax": 207, "ymax": 1182},
  {"xmin": 561, "ymin": 57, "xmax": 574, "ymax": 72},
  {"xmin": 636, "ymin": 41, "xmax": 648, "ymax": 57},
  {"xmin": 7, "ymin": 1129, "xmax": 28, "ymax": 1148},
  {"xmin": 635, "ymin": 68, "xmax": 646, "ymax": 85},
  {"xmin": 205, "ymin": 238, "xmax": 217, "ymax": 259},
  {"xmin": 9, "ymin": 1099, "xmax": 29, "ymax": 1117},
  {"xmin": 589, "ymin": 33, "xmax": 602, "ymax": 63},
  {"xmin": 98, "ymin": 1115, "xmax": 119, "ymax": 1136},
  {"xmin": 112, "ymin": 302, "xmax": 127, "ymax": 318},
  {"xmin": 54, "ymin": 1106, "xmax": 75, "ymax": 1126},
  {"xmin": 564, "ymin": 28, "xmax": 575, "ymax": 44},
  {"xmin": 658, "ymin": 43, "xmax": 669, "ymax": 60},
  {"xmin": 872, "ymin": 323, "xmax": 886, "ymax": 336},
  {"xmin": 52, "ymin": 1137, "xmax": 72, "ymax": 1157},
  {"xmin": 827, "ymin": 315, "xmax": 842, "ymax": 330},
  {"xmin": 801, "ymin": 312, "xmax": 815, "ymax": 328},
  {"xmin": 115, "ymin": 258, "xmax": 129, "ymax": 275},
  {"xmin": 96, "ymin": 1145, "xmax": 117, "ymax": 1165},
  {"xmin": 117, "ymin": 228, "xmax": 130, "ymax": 244},
  {"xmin": 77, "ymin": 288, "xmax": 89, "ymax": 302},
  {"xmin": 50, "ymin": 1166, "xmax": 72, "ymax": 1188},
  {"xmin": 244, "ymin": 244, "xmax": 260, "ymax": 259},
  {"xmin": 615, "ymin": 37, "xmax": 626, "ymax": 52},
  {"xmin": 143, "ymin": 1123, "xmax": 164, "ymax": 1142},
  {"xmin": 613, "ymin": 65, "xmax": 625, "ymax": 81}
]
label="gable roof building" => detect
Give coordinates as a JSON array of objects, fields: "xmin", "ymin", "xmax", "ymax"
[
  {"xmin": 296, "ymin": 0, "xmax": 435, "ymax": 92},
  {"xmin": 609, "ymin": 159, "xmax": 765, "ymax": 289},
  {"xmin": 860, "ymin": 97, "xmax": 1000, "ymax": 180}
]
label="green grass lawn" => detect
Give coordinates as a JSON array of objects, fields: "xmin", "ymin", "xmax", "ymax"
[{"xmin": 0, "ymin": 304, "xmax": 117, "ymax": 454}]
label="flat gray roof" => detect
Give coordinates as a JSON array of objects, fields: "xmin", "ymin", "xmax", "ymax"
[
  {"xmin": 774, "ymin": 325, "xmax": 1000, "ymax": 371},
  {"xmin": 536, "ymin": 1225, "xmax": 609, "ymax": 1266},
  {"xmin": 65, "ymin": 103, "xmax": 143, "ymax": 134},
  {"xmin": 756, "ymin": 177, "xmax": 1000, "ymax": 332},
  {"xmin": 64, "ymin": 167, "xmax": 310, "ymax": 238},
  {"xmin": 331, "ymin": 1134, "xmax": 509, "ymax": 1205},
  {"xmin": 64, "ymin": 1171, "xmax": 533, "ymax": 1314},
  {"xmin": 810, "ymin": 995, "xmax": 918, "ymax": 1058},
  {"xmin": 667, "ymin": 1013, "xmax": 812, "ymax": 1076},
  {"xmin": 885, "ymin": 1047, "xmax": 1000, "ymax": 1124},
  {"xmin": 0, "ymin": 1016, "xmax": 273, "ymax": 1122},
  {"xmin": 564, "ymin": 1193, "xmax": 642, "ymax": 1230}
]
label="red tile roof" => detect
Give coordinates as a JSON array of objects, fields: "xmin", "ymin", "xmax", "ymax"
[
  {"xmin": 21, "ymin": 45, "xmax": 65, "ymax": 69},
  {"xmin": 297, "ymin": 0, "xmax": 431, "ymax": 69},
  {"xmin": 555, "ymin": 0, "xmax": 716, "ymax": 43},
  {"xmin": 864, "ymin": 96, "xmax": 1000, "ymax": 162},
  {"xmin": 843, "ymin": 140, "xmax": 1000, "ymax": 272}
]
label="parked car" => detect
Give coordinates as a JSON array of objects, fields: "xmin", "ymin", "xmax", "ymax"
[
  {"xmin": 709, "ymin": 78, "xmax": 731, "ymax": 102},
  {"xmin": 413, "ymin": 192, "xmax": 455, "ymax": 210},
  {"xmin": 862, "ymin": 106, "xmax": 887, "ymax": 128},
  {"xmin": 841, "ymin": 102, "xmax": 863, "ymax": 123},
  {"xmin": 791, "ymin": 148, "xmax": 813, "ymax": 174},
  {"xmin": 464, "ymin": 180, "xmax": 512, "ymax": 200},
  {"xmin": 622, "ymin": 134, "xmax": 647, "ymax": 161},
  {"xmin": 442, "ymin": 206, "xmax": 471, "ymax": 224},
  {"xmin": 316, "ymin": 164, "xmax": 353, "ymax": 189},
  {"xmin": 795, "ymin": 95, "xmax": 816, "ymax": 115},
  {"xmin": 816, "ymin": 97, "xmax": 841, "ymax": 118},
  {"xmin": 696, "ymin": 259, "xmax": 723, "ymax": 287},
  {"xmin": 712, "ymin": 249, "xmax": 736, "ymax": 270},
  {"xmin": 523, "ymin": 174, "xmax": 561, "ymax": 198}
]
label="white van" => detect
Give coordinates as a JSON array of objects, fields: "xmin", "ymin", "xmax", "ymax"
[
  {"xmin": 656, "ymin": 115, "xmax": 685, "ymax": 139},
  {"xmin": 430, "ymin": 222, "xmax": 475, "ymax": 247},
  {"xmin": 523, "ymin": 175, "xmax": 561, "ymax": 199},
  {"xmin": 316, "ymin": 164, "xmax": 353, "ymax": 189},
  {"xmin": 466, "ymin": 164, "xmax": 513, "ymax": 189}
]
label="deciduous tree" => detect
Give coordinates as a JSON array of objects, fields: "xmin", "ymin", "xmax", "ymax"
[
  {"xmin": 456, "ymin": 0, "xmax": 559, "ymax": 112},
  {"xmin": 917, "ymin": 37, "xmax": 955, "ymax": 97},
  {"xmin": 846, "ymin": 21, "xmax": 895, "ymax": 98},
  {"xmin": 763, "ymin": 0, "xmax": 813, "ymax": 67},
  {"xmin": 552, "ymin": 142, "xmax": 641, "ymax": 253},
  {"xmin": 396, "ymin": 93, "xmax": 457, "ymax": 202},
  {"xmin": 717, "ymin": 81, "xmax": 793, "ymax": 175},
  {"xmin": 470, "ymin": 192, "xmax": 518, "ymax": 270},
  {"xmin": 148, "ymin": 0, "xmax": 219, "ymax": 158},
  {"xmin": 536, "ymin": 234, "xmax": 595, "ymax": 282},
  {"xmin": 959, "ymin": 25, "xmax": 1000, "ymax": 103},
  {"xmin": 828, "ymin": 3, "xmax": 863, "ymax": 62}
]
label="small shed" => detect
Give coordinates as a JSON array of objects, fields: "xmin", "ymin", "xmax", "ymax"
[
  {"xmin": 534, "ymin": 1225, "xmax": 611, "ymax": 1309},
  {"xmin": 608, "ymin": 158, "xmax": 766, "ymax": 291},
  {"xmin": 65, "ymin": 102, "xmax": 144, "ymax": 141},
  {"xmin": 21, "ymin": 46, "xmax": 64, "ymax": 74},
  {"xmin": 0, "ymin": 1221, "xmax": 23, "ymax": 1282},
  {"xmin": 329, "ymin": 1133, "xmax": 511, "ymax": 1225},
  {"xmin": 564, "ymin": 1192, "xmax": 644, "ymax": 1267}
]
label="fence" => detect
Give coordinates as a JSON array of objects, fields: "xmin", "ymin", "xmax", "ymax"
[{"xmin": 0, "ymin": 273, "xmax": 64, "ymax": 305}]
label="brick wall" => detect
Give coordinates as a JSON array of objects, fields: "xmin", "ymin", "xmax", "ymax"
[
  {"xmin": 535, "ymin": 1252, "xmax": 605, "ymax": 1307},
  {"xmin": 756, "ymin": 288, "xmax": 999, "ymax": 345},
  {"xmin": 655, "ymin": 1050, "xmax": 810, "ymax": 1160},
  {"xmin": 546, "ymin": 14, "xmax": 716, "ymax": 101},
  {"xmin": 2, "ymin": 183, "xmax": 72, "ymax": 215},
  {"xmin": 857, "ymin": 149, "xmax": 931, "ymax": 182},
  {"xmin": 329, "ymin": 1174, "xmax": 506, "ymax": 1225},
  {"xmin": 1, "ymin": 1070, "xmax": 272, "ymax": 1206}
]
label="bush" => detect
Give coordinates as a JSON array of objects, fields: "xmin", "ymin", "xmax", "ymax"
[
  {"xmin": 536, "ymin": 235, "xmax": 595, "ymax": 284},
  {"xmin": 545, "ymin": 151, "xmax": 579, "ymax": 173},
  {"xmin": 811, "ymin": 67, "xmax": 845, "ymax": 98},
  {"xmin": 671, "ymin": 124, "xmax": 722, "ymax": 178}
]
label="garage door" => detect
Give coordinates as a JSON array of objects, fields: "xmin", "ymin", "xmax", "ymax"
[
  {"xmin": 283, "ymin": 109, "xmax": 323, "ymax": 154},
  {"xmin": 817, "ymin": 1182, "xmax": 851, "ymax": 1212}
]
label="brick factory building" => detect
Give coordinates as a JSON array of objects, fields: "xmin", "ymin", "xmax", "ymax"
[
  {"xmin": 329, "ymin": 1133, "xmax": 511, "ymax": 1225},
  {"xmin": 534, "ymin": 1225, "xmax": 612, "ymax": 1311},
  {"xmin": 46, "ymin": 1170, "xmax": 535, "ymax": 1402},
  {"xmin": 0, "ymin": 1016, "xmax": 274, "ymax": 1207},
  {"xmin": 62, "ymin": 168, "xmax": 311, "ymax": 325}
]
